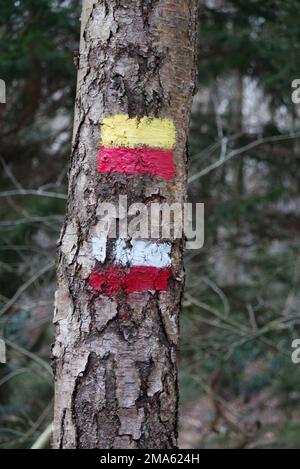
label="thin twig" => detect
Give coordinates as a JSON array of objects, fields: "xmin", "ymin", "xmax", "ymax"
[
  {"xmin": 31, "ymin": 422, "xmax": 53, "ymax": 449},
  {"xmin": 0, "ymin": 189, "xmax": 67, "ymax": 200},
  {"xmin": 0, "ymin": 157, "xmax": 24, "ymax": 191},
  {"xmin": 0, "ymin": 262, "xmax": 55, "ymax": 317},
  {"xmin": 188, "ymin": 132, "xmax": 300, "ymax": 183},
  {"xmin": 0, "ymin": 215, "xmax": 63, "ymax": 227},
  {"xmin": 4, "ymin": 339, "xmax": 53, "ymax": 377}
]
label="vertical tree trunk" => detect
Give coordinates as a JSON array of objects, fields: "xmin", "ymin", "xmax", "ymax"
[{"xmin": 53, "ymin": 0, "xmax": 197, "ymax": 449}]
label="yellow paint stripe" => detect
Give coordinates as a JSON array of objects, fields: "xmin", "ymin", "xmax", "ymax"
[{"xmin": 100, "ymin": 114, "xmax": 176, "ymax": 149}]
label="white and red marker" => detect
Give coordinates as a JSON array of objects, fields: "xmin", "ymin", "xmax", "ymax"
[{"xmin": 89, "ymin": 238, "xmax": 172, "ymax": 295}]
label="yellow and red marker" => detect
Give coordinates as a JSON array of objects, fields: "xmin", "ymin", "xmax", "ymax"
[{"xmin": 97, "ymin": 114, "xmax": 176, "ymax": 180}]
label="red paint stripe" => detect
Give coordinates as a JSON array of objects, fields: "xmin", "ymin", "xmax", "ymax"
[
  {"xmin": 126, "ymin": 266, "xmax": 171, "ymax": 293},
  {"xmin": 89, "ymin": 266, "xmax": 172, "ymax": 295},
  {"xmin": 97, "ymin": 147, "xmax": 176, "ymax": 180}
]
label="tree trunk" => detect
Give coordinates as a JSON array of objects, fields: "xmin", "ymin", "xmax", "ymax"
[{"xmin": 53, "ymin": 0, "xmax": 197, "ymax": 449}]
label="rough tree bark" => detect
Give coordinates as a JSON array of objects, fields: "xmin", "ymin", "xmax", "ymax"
[{"xmin": 53, "ymin": 0, "xmax": 197, "ymax": 449}]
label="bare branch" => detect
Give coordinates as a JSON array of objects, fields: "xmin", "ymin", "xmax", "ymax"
[
  {"xmin": 0, "ymin": 262, "xmax": 55, "ymax": 317},
  {"xmin": 188, "ymin": 132, "xmax": 300, "ymax": 183},
  {"xmin": 0, "ymin": 189, "xmax": 67, "ymax": 200},
  {"xmin": 31, "ymin": 422, "xmax": 53, "ymax": 449},
  {"xmin": 4, "ymin": 339, "xmax": 53, "ymax": 377}
]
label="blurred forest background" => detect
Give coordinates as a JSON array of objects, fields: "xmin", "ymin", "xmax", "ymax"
[{"xmin": 1, "ymin": 0, "xmax": 300, "ymax": 449}]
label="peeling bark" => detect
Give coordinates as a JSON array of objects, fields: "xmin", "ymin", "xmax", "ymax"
[{"xmin": 53, "ymin": 0, "xmax": 197, "ymax": 449}]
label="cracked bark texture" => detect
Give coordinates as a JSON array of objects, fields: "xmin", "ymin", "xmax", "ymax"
[{"xmin": 53, "ymin": 0, "xmax": 197, "ymax": 449}]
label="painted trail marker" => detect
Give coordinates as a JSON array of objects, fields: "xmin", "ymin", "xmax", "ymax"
[
  {"xmin": 97, "ymin": 114, "xmax": 176, "ymax": 180},
  {"xmin": 100, "ymin": 115, "xmax": 176, "ymax": 148},
  {"xmin": 91, "ymin": 114, "xmax": 177, "ymax": 295},
  {"xmin": 114, "ymin": 239, "xmax": 171, "ymax": 268},
  {"xmin": 92, "ymin": 236, "xmax": 107, "ymax": 263},
  {"xmin": 97, "ymin": 147, "xmax": 175, "ymax": 180},
  {"xmin": 89, "ymin": 266, "xmax": 171, "ymax": 295},
  {"xmin": 89, "ymin": 238, "xmax": 172, "ymax": 295}
]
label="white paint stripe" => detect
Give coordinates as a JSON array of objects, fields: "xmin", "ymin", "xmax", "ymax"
[
  {"xmin": 0, "ymin": 338, "xmax": 6, "ymax": 364},
  {"xmin": 92, "ymin": 236, "xmax": 107, "ymax": 263},
  {"xmin": 114, "ymin": 239, "xmax": 171, "ymax": 268}
]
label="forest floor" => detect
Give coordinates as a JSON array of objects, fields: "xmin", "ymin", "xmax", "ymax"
[{"xmin": 178, "ymin": 388, "xmax": 297, "ymax": 448}]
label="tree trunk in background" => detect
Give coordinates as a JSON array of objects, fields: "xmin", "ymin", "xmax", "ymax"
[{"xmin": 53, "ymin": 0, "xmax": 197, "ymax": 449}]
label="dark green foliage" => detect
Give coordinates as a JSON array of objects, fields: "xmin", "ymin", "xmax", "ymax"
[
  {"xmin": 180, "ymin": 0, "xmax": 300, "ymax": 448},
  {"xmin": 0, "ymin": 0, "xmax": 80, "ymax": 448}
]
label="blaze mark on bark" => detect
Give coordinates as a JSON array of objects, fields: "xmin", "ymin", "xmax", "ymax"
[
  {"xmin": 126, "ymin": 266, "xmax": 171, "ymax": 293},
  {"xmin": 100, "ymin": 114, "xmax": 176, "ymax": 149},
  {"xmin": 88, "ymin": 266, "xmax": 172, "ymax": 295},
  {"xmin": 92, "ymin": 236, "xmax": 107, "ymax": 262},
  {"xmin": 114, "ymin": 239, "xmax": 172, "ymax": 268},
  {"xmin": 97, "ymin": 147, "xmax": 175, "ymax": 180}
]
